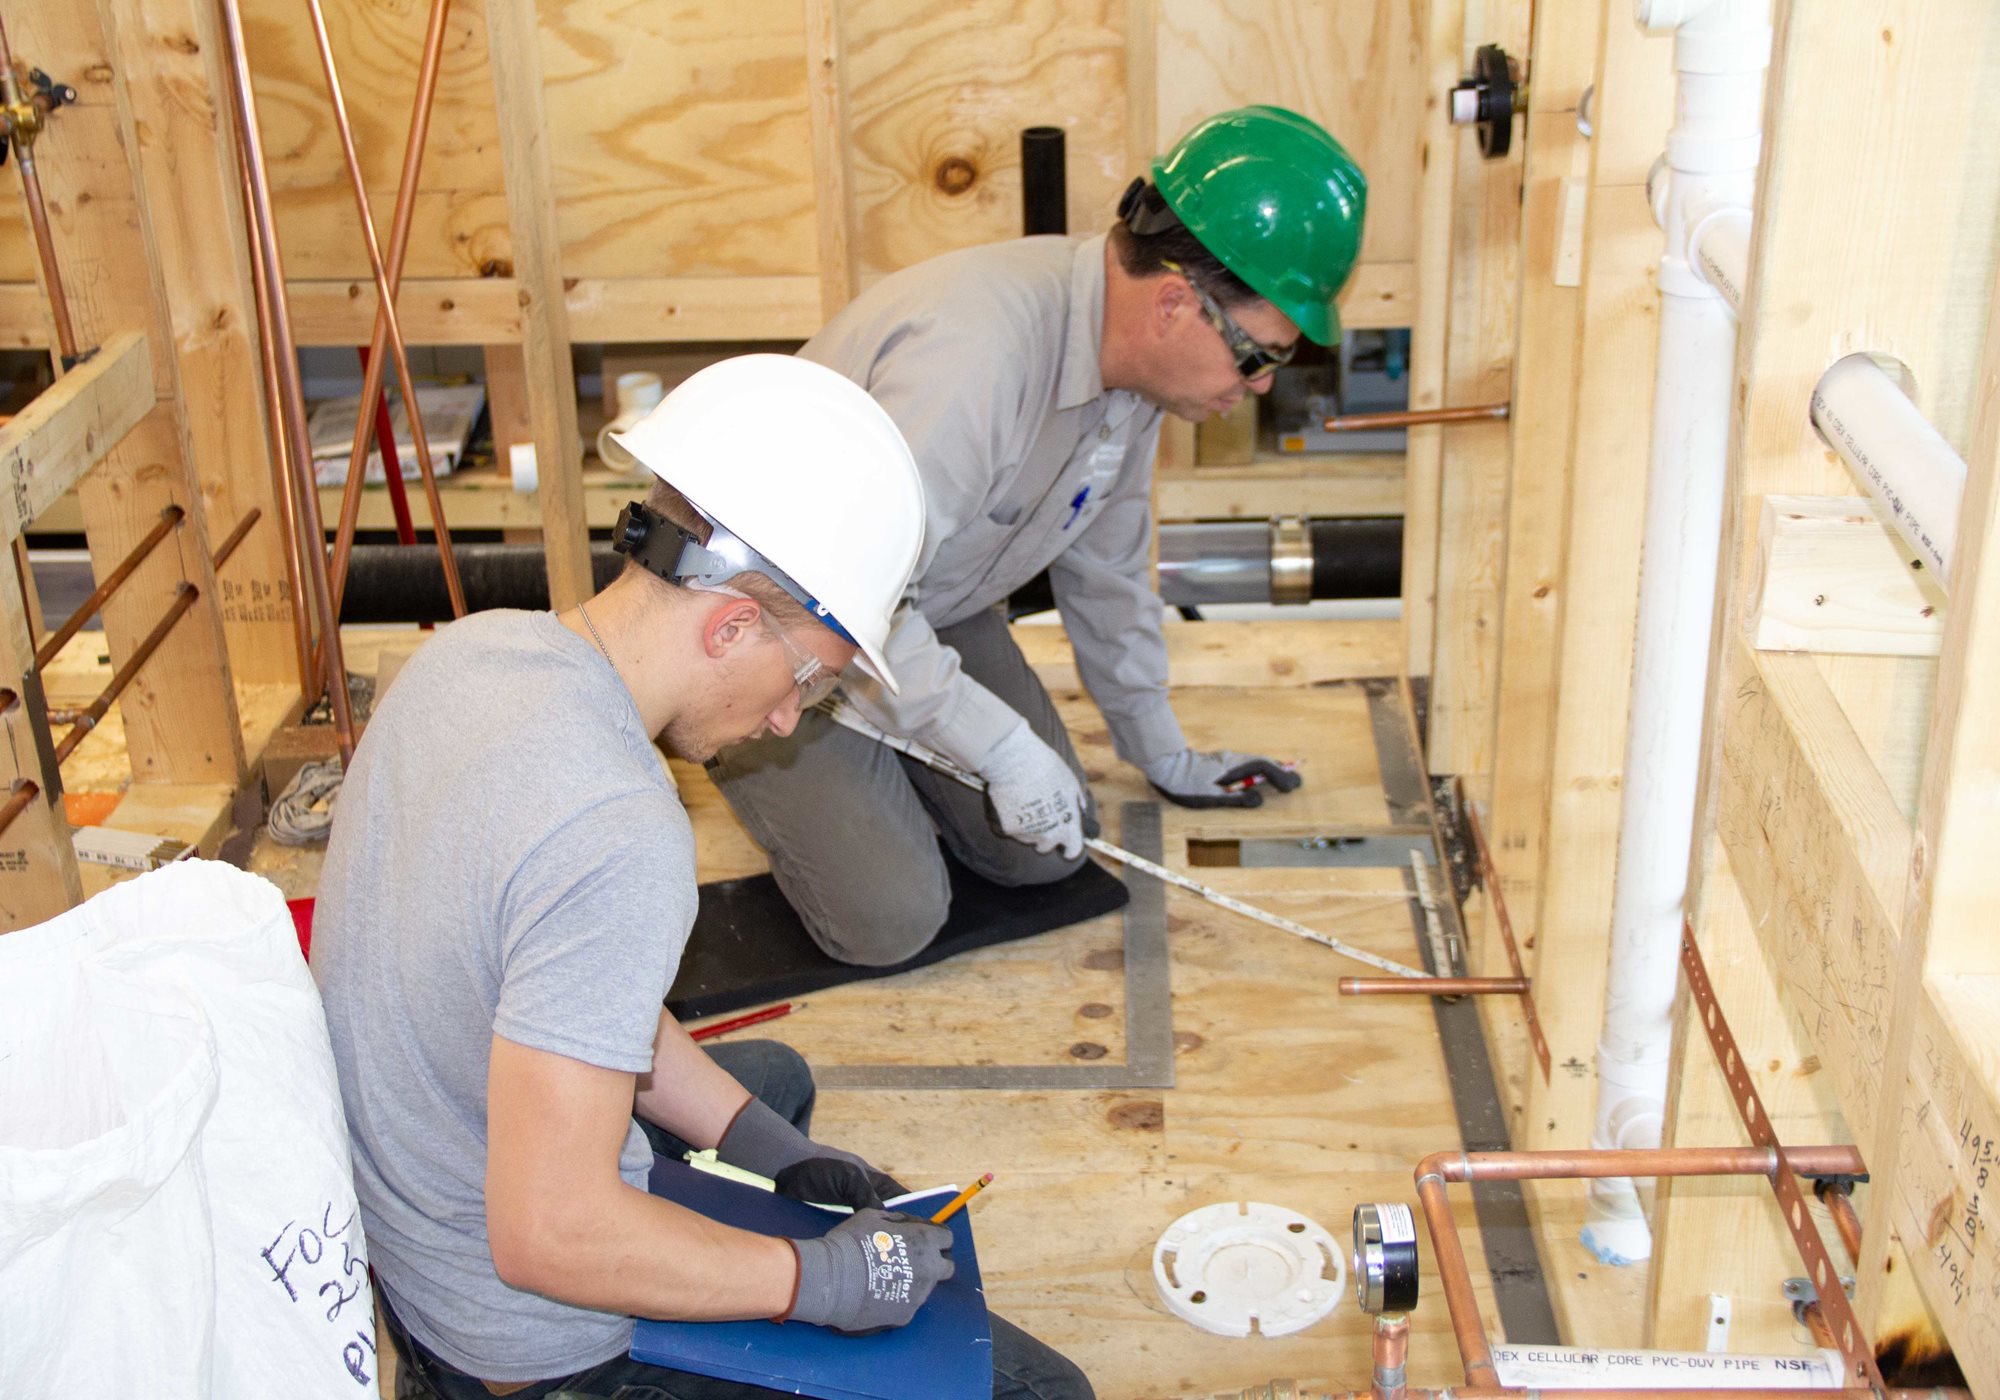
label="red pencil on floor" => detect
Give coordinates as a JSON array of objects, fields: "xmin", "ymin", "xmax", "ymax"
[{"xmin": 688, "ymin": 1001, "xmax": 803, "ymax": 1042}]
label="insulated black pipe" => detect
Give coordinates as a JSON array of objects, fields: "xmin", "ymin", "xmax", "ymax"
[
  {"xmin": 338, "ymin": 543, "xmax": 624, "ymax": 623},
  {"xmin": 1021, "ymin": 126, "xmax": 1067, "ymax": 236},
  {"xmin": 346, "ymin": 518, "xmax": 1404, "ymax": 625}
]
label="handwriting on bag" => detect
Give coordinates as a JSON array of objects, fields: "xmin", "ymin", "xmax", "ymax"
[{"xmin": 260, "ymin": 1201, "xmax": 377, "ymax": 1386}]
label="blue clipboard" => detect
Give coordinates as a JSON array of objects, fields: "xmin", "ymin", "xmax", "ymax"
[{"xmin": 630, "ymin": 1156, "xmax": 993, "ymax": 1400}]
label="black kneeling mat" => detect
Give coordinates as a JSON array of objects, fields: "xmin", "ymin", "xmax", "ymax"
[{"xmin": 667, "ymin": 852, "xmax": 1130, "ymax": 1021}]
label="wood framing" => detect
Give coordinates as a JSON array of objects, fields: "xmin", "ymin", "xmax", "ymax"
[
  {"xmin": 0, "ymin": 336, "xmax": 160, "ymax": 928},
  {"xmin": 96, "ymin": 0, "xmax": 296, "ymax": 687},
  {"xmin": 11, "ymin": 1, "xmax": 246, "ymax": 788},
  {"xmin": 1748, "ymin": 496, "xmax": 1944, "ymax": 657},
  {"xmin": 1476, "ymin": 0, "xmax": 1601, "ymax": 982},
  {"xmin": 0, "ymin": 332, "xmax": 152, "ymax": 543},
  {"xmin": 481, "ymin": 0, "xmax": 590, "ymax": 610},
  {"xmin": 1656, "ymin": 0, "xmax": 2000, "ymax": 1379},
  {"xmin": 1423, "ymin": 0, "xmax": 1531, "ymax": 782}
]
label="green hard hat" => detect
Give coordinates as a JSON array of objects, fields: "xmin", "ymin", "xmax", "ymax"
[{"xmin": 1150, "ymin": 105, "xmax": 1367, "ymax": 346}]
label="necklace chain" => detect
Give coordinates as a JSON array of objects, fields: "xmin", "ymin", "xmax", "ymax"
[{"xmin": 577, "ymin": 601, "xmax": 613, "ymax": 667}]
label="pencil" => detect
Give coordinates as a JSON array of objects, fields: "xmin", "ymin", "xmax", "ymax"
[
  {"xmin": 929, "ymin": 1172, "xmax": 995, "ymax": 1225},
  {"xmin": 688, "ymin": 1001, "xmax": 804, "ymax": 1042}
]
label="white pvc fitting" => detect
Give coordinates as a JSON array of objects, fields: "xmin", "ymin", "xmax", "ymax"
[
  {"xmin": 1811, "ymin": 355, "xmax": 1968, "ymax": 587},
  {"xmin": 1685, "ymin": 202, "xmax": 1751, "ymax": 316}
]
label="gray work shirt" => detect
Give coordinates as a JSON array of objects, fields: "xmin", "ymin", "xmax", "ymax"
[
  {"xmin": 313, "ymin": 611, "xmax": 695, "ymax": 1381},
  {"xmin": 801, "ymin": 233, "xmax": 1186, "ymax": 768}
]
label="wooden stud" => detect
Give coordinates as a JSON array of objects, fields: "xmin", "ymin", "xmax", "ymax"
[
  {"xmin": 1425, "ymin": 0, "xmax": 1532, "ymax": 783},
  {"xmin": 1400, "ymin": 0, "xmax": 1462, "ymax": 681},
  {"xmin": 97, "ymin": 0, "xmax": 295, "ymax": 686},
  {"xmin": 14, "ymin": 1, "xmax": 246, "ymax": 788},
  {"xmin": 481, "ymin": 0, "xmax": 590, "ymax": 610},
  {"xmin": 804, "ymin": 0, "xmax": 858, "ymax": 320},
  {"xmin": 1478, "ymin": 0, "xmax": 1601, "ymax": 989}
]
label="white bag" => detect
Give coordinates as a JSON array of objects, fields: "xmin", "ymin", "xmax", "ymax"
[{"xmin": 0, "ymin": 861, "xmax": 377, "ymax": 1399}]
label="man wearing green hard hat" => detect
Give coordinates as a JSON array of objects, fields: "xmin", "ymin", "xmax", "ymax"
[{"xmin": 709, "ymin": 106, "xmax": 1367, "ymax": 967}]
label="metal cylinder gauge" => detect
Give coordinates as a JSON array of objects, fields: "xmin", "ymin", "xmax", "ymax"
[{"xmin": 1351, "ymin": 1202, "xmax": 1422, "ymax": 1315}]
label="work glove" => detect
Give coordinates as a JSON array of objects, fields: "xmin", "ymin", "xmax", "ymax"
[
  {"xmin": 979, "ymin": 720, "xmax": 1086, "ymax": 859},
  {"xmin": 784, "ymin": 1209, "xmax": 956, "ymax": 1333},
  {"xmin": 718, "ymin": 1099, "xmax": 902, "ymax": 1207},
  {"xmin": 1144, "ymin": 748, "xmax": 1302, "ymax": 809},
  {"xmin": 774, "ymin": 1157, "xmax": 908, "ymax": 1213}
]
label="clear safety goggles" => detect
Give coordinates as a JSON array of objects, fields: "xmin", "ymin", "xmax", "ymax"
[
  {"xmin": 1161, "ymin": 258, "xmax": 1298, "ymax": 382},
  {"xmin": 689, "ymin": 581, "xmax": 844, "ymax": 710}
]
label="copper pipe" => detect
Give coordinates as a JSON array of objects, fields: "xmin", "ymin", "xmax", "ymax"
[
  {"xmin": 0, "ymin": 17, "xmax": 79, "ymax": 364},
  {"xmin": 1371, "ymin": 1314, "xmax": 1409, "ymax": 1400},
  {"xmin": 0, "ymin": 778, "xmax": 40, "ymax": 842},
  {"xmin": 1340, "ymin": 976, "xmax": 1528, "ymax": 995},
  {"xmin": 1801, "ymin": 1300, "xmax": 1839, "ymax": 1350},
  {"xmin": 235, "ymin": 126, "xmax": 318, "ymax": 703},
  {"xmin": 1322, "ymin": 403, "xmax": 1510, "ymax": 432},
  {"xmin": 1413, "ymin": 1166, "xmax": 1496, "ymax": 1385},
  {"xmin": 314, "ymin": 0, "xmax": 464, "ymax": 619},
  {"xmin": 1818, "ymin": 1180, "xmax": 1863, "ymax": 1263},
  {"xmin": 33, "ymin": 506, "xmax": 184, "ymax": 670},
  {"xmin": 53, "ymin": 583, "xmax": 200, "ymax": 765},
  {"xmin": 1419, "ymin": 1145, "xmax": 1864, "ymax": 1184},
  {"xmin": 211, "ymin": 508, "xmax": 262, "ymax": 571},
  {"xmin": 217, "ymin": 0, "xmax": 355, "ymax": 764},
  {"xmin": 1414, "ymin": 1144, "xmax": 1869, "ymax": 1387},
  {"xmin": 328, "ymin": 0, "xmax": 448, "ymax": 599}
]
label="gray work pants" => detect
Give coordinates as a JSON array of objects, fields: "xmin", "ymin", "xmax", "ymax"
[{"xmin": 707, "ymin": 607, "xmax": 1097, "ymax": 966}]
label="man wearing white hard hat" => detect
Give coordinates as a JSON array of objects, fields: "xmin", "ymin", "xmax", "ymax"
[
  {"xmin": 709, "ymin": 107, "xmax": 1364, "ymax": 966},
  {"xmin": 314, "ymin": 356, "xmax": 1093, "ymax": 1399}
]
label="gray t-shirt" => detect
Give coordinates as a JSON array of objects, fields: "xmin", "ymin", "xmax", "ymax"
[{"xmin": 312, "ymin": 610, "xmax": 695, "ymax": 1381}]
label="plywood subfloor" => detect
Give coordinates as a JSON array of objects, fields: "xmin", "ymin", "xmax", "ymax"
[{"xmin": 235, "ymin": 617, "xmax": 1638, "ymax": 1398}]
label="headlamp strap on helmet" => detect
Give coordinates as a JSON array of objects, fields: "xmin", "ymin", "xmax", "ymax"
[
  {"xmin": 612, "ymin": 500, "xmax": 732, "ymax": 583},
  {"xmin": 1118, "ymin": 176, "xmax": 1184, "ymax": 237}
]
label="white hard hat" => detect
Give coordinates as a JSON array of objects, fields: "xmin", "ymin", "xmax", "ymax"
[{"xmin": 608, "ymin": 354, "xmax": 926, "ymax": 693}]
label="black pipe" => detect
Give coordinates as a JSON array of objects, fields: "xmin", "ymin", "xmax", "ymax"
[
  {"xmin": 1310, "ymin": 517, "xmax": 1403, "ymax": 600},
  {"xmin": 338, "ymin": 543, "xmax": 624, "ymax": 623},
  {"xmin": 344, "ymin": 517, "xmax": 1405, "ymax": 625},
  {"xmin": 1021, "ymin": 126, "xmax": 1067, "ymax": 236}
]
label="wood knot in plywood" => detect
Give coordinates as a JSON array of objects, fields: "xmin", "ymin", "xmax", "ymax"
[
  {"xmin": 934, "ymin": 156, "xmax": 978, "ymax": 196},
  {"xmin": 1077, "ymin": 1002, "xmax": 1113, "ymax": 1020},
  {"xmin": 1080, "ymin": 947, "xmax": 1124, "ymax": 972},
  {"xmin": 1173, "ymin": 1031, "xmax": 1204, "ymax": 1054},
  {"xmin": 481, "ymin": 258, "xmax": 514, "ymax": 279},
  {"xmin": 1069, "ymin": 1041, "xmax": 1108, "ymax": 1060},
  {"xmin": 168, "ymin": 33, "xmax": 200, "ymax": 55},
  {"xmin": 1107, "ymin": 1099, "xmax": 1163, "ymax": 1132}
]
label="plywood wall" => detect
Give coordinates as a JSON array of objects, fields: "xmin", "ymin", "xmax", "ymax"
[{"xmin": 0, "ymin": 0, "xmax": 1424, "ymax": 304}]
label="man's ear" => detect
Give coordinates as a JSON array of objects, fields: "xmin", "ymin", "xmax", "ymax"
[
  {"xmin": 700, "ymin": 595, "xmax": 763, "ymax": 660},
  {"xmin": 1153, "ymin": 273, "xmax": 1193, "ymax": 335}
]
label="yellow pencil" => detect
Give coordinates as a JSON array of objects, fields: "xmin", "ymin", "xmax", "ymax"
[{"xmin": 929, "ymin": 1172, "xmax": 995, "ymax": 1225}]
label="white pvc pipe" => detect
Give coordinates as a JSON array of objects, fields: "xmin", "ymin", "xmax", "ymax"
[
  {"xmin": 1582, "ymin": 0, "xmax": 1772, "ymax": 1269},
  {"xmin": 1491, "ymin": 1344, "xmax": 1845, "ymax": 1390},
  {"xmin": 1811, "ymin": 354, "xmax": 1968, "ymax": 586}
]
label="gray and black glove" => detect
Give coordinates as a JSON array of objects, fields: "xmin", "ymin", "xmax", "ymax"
[
  {"xmin": 1144, "ymin": 748, "xmax": 1301, "ymax": 809},
  {"xmin": 979, "ymin": 721, "xmax": 1086, "ymax": 858},
  {"xmin": 719, "ymin": 1098, "xmax": 901, "ymax": 1208},
  {"xmin": 784, "ymin": 1209, "xmax": 956, "ymax": 1333}
]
